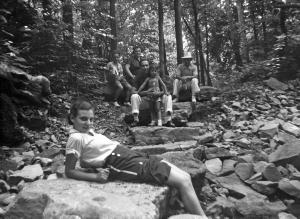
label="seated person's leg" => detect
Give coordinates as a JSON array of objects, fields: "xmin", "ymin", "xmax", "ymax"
[
  {"xmin": 191, "ymin": 78, "xmax": 200, "ymax": 103},
  {"xmin": 113, "ymin": 80, "xmax": 123, "ymax": 106},
  {"xmin": 172, "ymin": 79, "xmax": 181, "ymax": 102},
  {"xmin": 120, "ymin": 78, "xmax": 132, "ymax": 105},
  {"xmin": 149, "ymin": 100, "xmax": 156, "ymax": 126},
  {"xmin": 155, "ymin": 100, "xmax": 162, "ymax": 126},
  {"xmin": 131, "ymin": 94, "xmax": 141, "ymax": 124},
  {"xmin": 162, "ymin": 94, "xmax": 175, "ymax": 127}
]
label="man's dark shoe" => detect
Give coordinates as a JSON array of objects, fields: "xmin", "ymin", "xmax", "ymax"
[{"xmin": 164, "ymin": 121, "xmax": 175, "ymax": 127}]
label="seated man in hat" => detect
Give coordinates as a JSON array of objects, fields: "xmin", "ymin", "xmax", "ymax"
[{"xmin": 172, "ymin": 52, "xmax": 200, "ymax": 103}]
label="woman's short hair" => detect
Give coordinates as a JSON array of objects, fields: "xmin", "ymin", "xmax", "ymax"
[{"xmin": 68, "ymin": 97, "xmax": 95, "ymax": 125}]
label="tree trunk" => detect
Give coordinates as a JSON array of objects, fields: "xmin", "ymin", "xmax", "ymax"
[
  {"xmin": 80, "ymin": 0, "xmax": 92, "ymax": 49},
  {"xmin": 158, "ymin": 0, "xmax": 166, "ymax": 76},
  {"xmin": 249, "ymin": 0, "xmax": 258, "ymax": 42},
  {"xmin": 204, "ymin": 0, "xmax": 212, "ymax": 86},
  {"xmin": 192, "ymin": 0, "xmax": 205, "ymax": 85},
  {"xmin": 62, "ymin": 0, "xmax": 73, "ymax": 68},
  {"xmin": 110, "ymin": 0, "xmax": 117, "ymax": 52},
  {"xmin": 225, "ymin": 0, "xmax": 243, "ymax": 66},
  {"xmin": 174, "ymin": 0, "xmax": 184, "ymax": 65},
  {"xmin": 236, "ymin": 0, "xmax": 249, "ymax": 63},
  {"xmin": 260, "ymin": 1, "xmax": 267, "ymax": 54},
  {"xmin": 62, "ymin": 0, "xmax": 73, "ymax": 44}
]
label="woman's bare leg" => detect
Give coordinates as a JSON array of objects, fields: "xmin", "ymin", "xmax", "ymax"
[{"xmin": 163, "ymin": 160, "xmax": 207, "ymax": 217}]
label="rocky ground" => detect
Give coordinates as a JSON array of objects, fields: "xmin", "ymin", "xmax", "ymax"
[{"xmin": 1, "ymin": 77, "xmax": 300, "ymax": 218}]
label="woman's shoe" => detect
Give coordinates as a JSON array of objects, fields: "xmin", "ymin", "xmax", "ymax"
[
  {"xmin": 113, "ymin": 101, "xmax": 120, "ymax": 107},
  {"xmin": 124, "ymin": 102, "xmax": 131, "ymax": 106}
]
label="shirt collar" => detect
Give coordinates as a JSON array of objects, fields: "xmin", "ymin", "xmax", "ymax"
[{"xmin": 69, "ymin": 128, "xmax": 95, "ymax": 136}]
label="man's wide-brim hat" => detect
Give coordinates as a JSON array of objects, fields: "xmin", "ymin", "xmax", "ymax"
[{"xmin": 181, "ymin": 52, "xmax": 193, "ymax": 59}]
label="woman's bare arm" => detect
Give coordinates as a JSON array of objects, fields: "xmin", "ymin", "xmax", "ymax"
[
  {"xmin": 137, "ymin": 78, "xmax": 149, "ymax": 93},
  {"xmin": 65, "ymin": 154, "xmax": 109, "ymax": 183},
  {"xmin": 125, "ymin": 64, "xmax": 134, "ymax": 79},
  {"xmin": 158, "ymin": 76, "xmax": 168, "ymax": 94}
]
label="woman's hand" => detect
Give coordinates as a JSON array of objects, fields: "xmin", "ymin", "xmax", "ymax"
[{"xmin": 95, "ymin": 168, "xmax": 110, "ymax": 183}]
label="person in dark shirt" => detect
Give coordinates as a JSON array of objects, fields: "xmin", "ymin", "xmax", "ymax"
[
  {"xmin": 124, "ymin": 46, "xmax": 142, "ymax": 85},
  {"xmin": 134, "ymin": 59, "xmax": 150, "ymax": 89}
]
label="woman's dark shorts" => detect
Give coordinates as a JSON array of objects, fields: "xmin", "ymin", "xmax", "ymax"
[{"xmin": 104, "ymin": 145, "xmax": 171, "ymax": 185}]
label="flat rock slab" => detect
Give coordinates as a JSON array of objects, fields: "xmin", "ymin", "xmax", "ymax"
[
  {"xmin": 264, "ymin": 77, "xmax": 288, "ymax": 91},
  {"xmin": 168, "ymin": 214, "xmax": 204, "ymax": 219},
  {"xmin": 131, "ymin": 127, "xmax": 200, "ymax": 145},
  {"xmin": 172, "ymin": 102, "xmax": 193, "ymax": 115},
  {"xmin": 279, "ymin": 178, "xmax": 300, "ymax": 199},
  {"xmin": 131, "ymin": 140, "xmax": 198, "ymax": 155},
  {"xmin": 8, "ymin": 164, "xmax": 43, "ymax": 185},
  {"xmin": 5, "ymin": 179, "xmax": 169, "ymax": 219},
  {"xmin": 233, "ymin": 196, "xmax": 286, "ymax": 217},
  {"xmin": 269, "ymin": 133, "xmax": 300, "ymax": 170},
  {"xmin": 214, "ymin": 173, "xmax": 266, "ymax": 200},
  {"xmin": 281, "ymin": 122, "xmax": 300, "ymax": 137}
]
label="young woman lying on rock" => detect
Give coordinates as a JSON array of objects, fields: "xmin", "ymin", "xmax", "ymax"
[{"xmin": 65, "ymin": 98, "xmax": 208, "ymax": 218}]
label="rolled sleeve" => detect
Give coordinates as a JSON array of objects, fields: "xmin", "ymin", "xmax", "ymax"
[{"xmin": 66, "ymin": 135, "xmax": 84, "ymax": 159}]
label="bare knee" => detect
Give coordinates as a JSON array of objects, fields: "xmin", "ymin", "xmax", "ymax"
[{"xmin": 176, "ymin": 171, "xmax": 193, "ymax": 189}]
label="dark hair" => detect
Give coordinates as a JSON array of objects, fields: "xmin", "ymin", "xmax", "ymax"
[
  {"xmin": 149, "ymin": 64, "xmax": 159, "ymax": 74},
  {"xmin": 68, "ymin": 97, "xmax": 95, "ymax": 125}
]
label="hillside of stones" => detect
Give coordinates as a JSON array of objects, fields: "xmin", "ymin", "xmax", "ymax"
[{"xmin": 1, "ymin": 75, "xmax": 300, "ymax": 218}]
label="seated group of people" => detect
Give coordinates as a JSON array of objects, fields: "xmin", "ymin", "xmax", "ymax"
[{"xmin": 106, "ymin": 47, "xmax": 200, "ymax": 127}]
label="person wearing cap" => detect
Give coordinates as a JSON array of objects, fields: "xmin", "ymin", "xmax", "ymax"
[{"xmin": 172, "ymin": 52, "xmax": 200, "ymax": 103}]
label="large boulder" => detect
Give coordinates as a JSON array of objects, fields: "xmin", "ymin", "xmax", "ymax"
[{"xmin": 5, "ymin": 179, "xmax": 169, "ymax": 219}]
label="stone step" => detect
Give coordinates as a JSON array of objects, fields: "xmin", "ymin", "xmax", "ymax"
[
  {"xmin": 131, "ymin": 140, "xmax": 198, "ymax": 155},
  {"xmin": 4, "ymin": 179, "xmax": 170, "ymax": 219},
  {"xmin": 130, "ymin": 126, "xmax": 203, "ymax": 145}
]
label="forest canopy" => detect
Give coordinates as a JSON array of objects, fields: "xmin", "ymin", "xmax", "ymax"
[{"xmin": 0, "ymin": 0, "xmax": 299, "ymax": 93}]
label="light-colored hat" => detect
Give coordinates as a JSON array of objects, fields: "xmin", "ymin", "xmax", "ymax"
[{"xmin": 181, "ymin": 52, "xmax": 193, "ymax": 59}]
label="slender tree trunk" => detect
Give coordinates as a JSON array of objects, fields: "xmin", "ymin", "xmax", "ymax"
[
  {"xmin": 62, "ymin": 0, "xmax": 73, "ymax": 69},
  {"xmin": 174, "ymin": 0, "xmax": 184, "ymax": 64},
  {"xmin": 158, "ymin": 0, "xmax": 166, "ymax": 76},
  {"xmin": 110, "ymin": 0, "xmax": 117, "ymax": 52},
  {"xmin": 204, "ymin": 0, "xmax": 212, "ymax": 86},
  {"xmin": 192, "ymin": 0, "xmax": 205, "ymax": 85},
  {"xmin": 80, "ymin": 0, "xmax": 91, "ymax": 49},
  {"xmin": 249, "ymin": 0, "xmax": 258, "ymax": 42},
  {"xmin": 260, "ymin": 1, "xmax": 267, "ymax": 54},
  {"xmin": 236, "ymin": 0, "xmax": 249, "ymax": 62},
  {"xmin": 62, "ymin": 0, "xmax": 73, "ymax": 44},
  {"xmin": 225, "ymin": 0, "xmax": 243, "ymax": 66}
]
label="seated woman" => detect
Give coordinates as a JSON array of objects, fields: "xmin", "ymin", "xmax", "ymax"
[
  {"xmin": 137, "ymin": 65, "xmax": 167, "ymax": 126},
  {"xmin": 65, "ymin": 98, "xmax": 208, "ymax": 218},
  {"xmin": 107, "ymin": 51, "xmax": 132, "ymax": 107}
]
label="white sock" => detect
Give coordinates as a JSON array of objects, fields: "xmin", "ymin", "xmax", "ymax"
[{"xmin": 157, "ymin": 120, "xmax": 162, "ymax": 126}]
